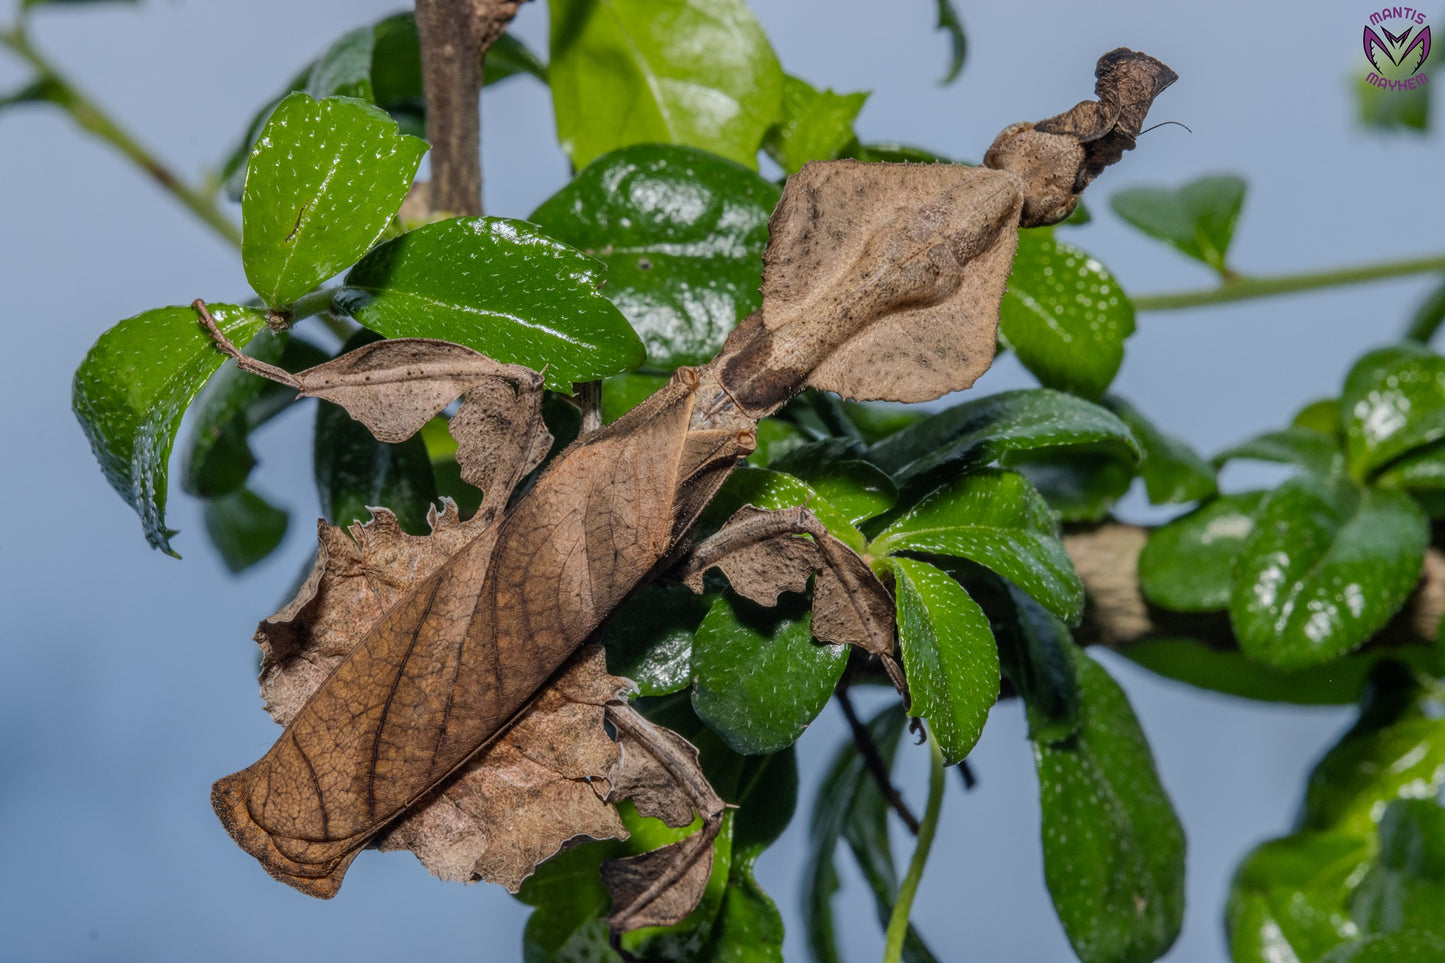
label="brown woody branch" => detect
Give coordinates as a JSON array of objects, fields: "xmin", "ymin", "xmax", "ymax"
[
  {"xmin": 1064, "ymin": 524, "xmax": 1445, "ymax": 651},
  {"xmin": 414, "ymin": 0, "xmax": 528, "ymax": 216}
]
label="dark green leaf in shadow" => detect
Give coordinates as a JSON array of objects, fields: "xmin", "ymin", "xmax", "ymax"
[
  {"xmin": 836, "ymin": 401, "xmax": 927, "ymax": 444},
  {"xmin": 73, "ymin": 302, "xmax": 269, "ymax": 554},
  {"xmin": 335, "ymin": 217, "xmax": 645, "ymax": 391},
  {"xmin": 874, "ymin": 469, "xmax": 1083, "ymax": 624},
  {"xmin": 602, "ymin": 583, "xmax": 712, "ymax": 696},
  {"xmin": 769, "ymin": 440, "xmax": 897, "ymax": 525},
  {"xmin": 933, "ymin": 0, "xmax": 966, "ymax": 84},
  {"xmin": 202, "ymin": 488, "xmax": 289, "ymax": 574},
  {"xmin": 1352, "ymin": 798, "xmax": 1445, "ymax": 935},
  {"xmin": 1109, "ymin": 174, "xmax": 1247, "ymax": 275},
  {"xmin": 763, "ymin": 75, "xmax": 868, "ymax": 174},
  {"xmin": 1342, "ymin": 343, "xmax": 1445, "ymax": 480},
  {"xmin": 241, "ymin": 93, "xmax": 426, "ymax": 307},
  {"xmin": 1230, "ymin": 474, "xmax": 1428, "ymax": 668},
  {"xmin": 1000, "ymin": 231, "xmax": 1135, "ymax": 399},
  {"xmin": 1104, "ymin": 395, "xmax": 1216, "ymax": 504},
  {"xmin": 888, "ymin": 557, "xmax": 998, "ymax": 765},
  {"xmin": 1034, "ymin": 647, "xmax": 1185, "ymax": 963},
  {"xmin": 691, "ymin": 595, "xmax": 846, "ymax": 755},
  {"xmin": 1005, "ymin": 446, "xmax": 1136, "ymax": 524},
  {"xmin": 548, "ymin": 0, "xmax": 783, "ymax": 169},
  {"xmin": 1403, "ymin": 276, "xmax": 1445, "ymax": 344},
  {"xmin": 704, "ymin": 466, "xmax": 863, "ymax": 551},
  {"xmin": 530, "ymin": 145, "xmax": 780, "ymax": 369},
  {"xmin": 1215, "ymin": 426, "xmax": 1345, "ymax": 478},
  {"xmin": 995, "ymin": 583, "xmax": 1081, "ymax": 744},
  {"xmin": 1139, "ymin": 490, "xmax": 1266, "ymax": 613}
]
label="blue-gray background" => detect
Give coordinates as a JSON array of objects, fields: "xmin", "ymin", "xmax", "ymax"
[{"xmin": 1, "ymin": 1, "xmax": 1440, "ymax": 960}]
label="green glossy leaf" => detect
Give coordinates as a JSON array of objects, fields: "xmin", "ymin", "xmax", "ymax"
[
  {"xmin": 1375, "ymin": 441, "xmax": 1445, "ymax": 516},
  {"xmin": 202, "ymin": 488, "xmax": 289, "ymax": 574},
  {"xmin": 768, "ymin": 441, "xmax": 897, "ymax": 525},
  {"xmin": 335, "ymin": 217, "xmax": 645, "ymax": 391},
  {"xmin": 1139, "ymin": 490, "xmax": 1266, "ymax": 613},
  {"xmin": 1110, "ymin": 174, "xmax": 1247, "ymax": 274},
  {"xmin": 1404, "ymin": 276, "xmax": 1445, "ymax": 344},
  {"xmin": 1034, "ymin": 646, "xmax": 1185, "ymax": 963},
  {"xmin": 314, "ymin": 370, "xmax": 438, "ymax": 535},
  {"xmin": 516, "ymin": 839, "xmax": 625, "ymax": 963},
  {"xmin": 996, "ymin": 583, "xmax": 1081, "ymax": 744},
  {"xmin": 0, "ymin": 75, "xmax": 66, "ymax": 112},
  {"xmin": 530, "ymin": 145, "xmax": 779, "ymax": 369},
  {"xmin": 888, "ymin": 557, "xmax": 999, "ymax": 765},
  {"xmin": 1352, "ymin": 798, "xmax": 1445, "ymax": 935},
  {"xmin": 1356, "ymin": 71, "xmax": 1431, "ymax": 133},
  {"xmin": 1104, "ymin": 395, "xmax": 1216, "ymax": 504},
  {"xmin": 1215, "ymin": 426, "xmax": 1345, "ymax": 478},
  {"xmin": 182, "ymin": 333, "xmax": 328, "ymax": 498},
  {"xmin": 548, "ymin": 0, "xmax": 783, "ymax": 169},
  {"xmin": 1226, "ymin": 831, "xmax": 1373, "ymax": 963},
  {"xmin": 836, "ymin": 401, "xmax": 926, "ymax": 444},
  {"xmin": 763, "ymin": 75, "xmax": 868, "ymax": 174},
  {"xmin": 1300, "ymin": 665, "xmax": 1445, "ymax": 837},
  {"xmin": 1230, "ymin": 474, "xmax": 1428, "ymax": 668},
  {"xmin": 1000, "ymin": 231, "xmax": 1135, "ymax": 399},
  {"xmin": 691, "ymin": 596, "xmax": 846, "ymax": 755},
  {"xmin": 869, "ymin": 389, "xmax": 1140, "ymax": 495},
  {"xmin": 73, "ymin": 302, "xmax": 269, "ymax": 554},
  {"xmin": 1295, "ymin": 397, "xmax": 1344, "ymax": 437},
  {"xmin": 601, "ymin": 582, "xmax": 712, "ymax": 696},
  {"xmin": 241, "ymin": 93, "xmax": 427, "ymax": 307},
  {"xmin": 705, "ymin": 466, "xmax": 864, "ymax": 551},
  {"xmin": 875, "ymin": 469, "xmax": 1083, "ymax": 624},
  {"xmin": 1004, "ymin": 447, "xmax": 1136, "ymax": 523},
  {"xmin": 1341, "ymin": 343, "xmax": 1445, "ymax": 480},
  {"xmin": 933, "ymin": 0, "xmax": 966, "ymax": 83},
  {"xmin": 1320, "ymin": 932, "xmax": 1445, "ymax": 963}
]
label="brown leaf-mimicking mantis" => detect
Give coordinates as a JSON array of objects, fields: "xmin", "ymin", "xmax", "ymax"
[{"xmin": 208, "ymin": 49, "xmax": 1176, "ymax": 914}]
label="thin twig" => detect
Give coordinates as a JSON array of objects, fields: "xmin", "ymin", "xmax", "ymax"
[
  {"xmin": 835, "ymin": 683, "xmax": 921, "ymax": 835},
  {"xmin": 1131, "ymin": 253, "xmax": 1445, "ymax": 312},
  {"xmin": 575, "ymin": 380, "xmax": 603, "ymax": 433}
]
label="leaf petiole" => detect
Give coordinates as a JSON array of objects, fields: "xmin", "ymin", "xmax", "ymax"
[{"xmin": 883, "ymin": 726, "xmax": 946, "ymax": 963}]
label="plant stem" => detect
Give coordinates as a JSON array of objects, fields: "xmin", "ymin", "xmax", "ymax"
[
  {"xmin": 835, "ymin": 683, "xmax": 920, "ymax": 834},
  {"xmin": 1132, "ymin": 253, "xmax": 1445, "ymax": 312},
  {"xmin": 882, "ymin": 730, "xmax": 945, "ymax": 963},
  {"xmin": 0, "ymin": 25, "xmax": 242, "ymax": 249}
]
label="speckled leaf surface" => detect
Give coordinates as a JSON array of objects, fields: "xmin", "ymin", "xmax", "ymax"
[
  {"xmin": 1351, "ymin": 798, "xmax": 1445, "ymax": 936},
  {"xmin": 548, "ymin": 0, "xmax": 783, "ymax": 169},
  {"xmin": 704, "ymin": 466, "xmax": 863, "ymax": 551},
  {"xmin": 874, "ymin": 469, "xmax": 1083, "ymax": 624},
  {"xmin": 1226, "ymin": 831, "xmax": 1371, "ymax": 963},
  {"xmin": 887, "ymin": 556, "xmax": 999, "ymax": 765},
  {"xmin": 1140, "ymin": 490, "xmax": 1266, "ymax": 613},
  {"xmin": 334, "ymin": 217, "xmax": 645, "ymax": 391},
  {"xmin": 1341, "ymin": 343, "xmax": 1445, "ymax": 480},
  {"xmin": 763, "ymin": 75, "xmax": 868, "ymax": 174},
  {"xmin": 530, "ymin": 145, "xmax": 779, "ymax": 368},
  {"xmin": 1000, "ymin": 231, "xmax": 1135, "ymax": 399},
  {"xmin": 73, "ymin": 302, "xmax": 269, "ymax": 553},
  {"xmin": 1229, "ymin": 474, "xmax": 1428, "ymax": 668},
  {"xmin": 690, "ymin": 597, "xmax": 846, "ymax": 755},
  {"xmin": 1110, "ymin": 174, "xmax": 1247, "ymax": 274},
  {"xmin": 1034, "ymin": 646, "xmax": 1185, "ymax": 963},
  {"xmin": 241, "ymin": 93, "xmax": 426, "ymax": 307}
]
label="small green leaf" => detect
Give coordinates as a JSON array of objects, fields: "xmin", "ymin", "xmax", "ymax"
[
  {"xmin": 1000, "ymin": 231, "xmax": 1135, "ymax": 399},
  {"xmin": 887, "ymin": 557, "xmax": 999, "ymax": 765},
  {"xmin": 1215, "ymin": 425, "xmax": 1345, "ymax": 478},
  {"xmin": 548, "ymin": 0, "xmax": 783, "ymax": 169},
  {"xmin": 530, "ymin": 145, "xmax": 780, "ymax": 369},
  {"xmin": 1139, "ymin": 491, "xmax": 1266, "ymax": 613},
  {"xmin": 1341, "ymin": 343, "xmax": 1445, "ymax": 480},
  {"xmin": 995, "ymin": 583, "xmax": 1081, "ymax": 744},
  {"xmin": 763, "ymin": 75, "xmax": 868, "ymax": 174},
  {"xmin": 1226, "ymin": 831, "xmax": 1373, "ymax": 963},
  {"xmin": 1230, "ymin": 474, "xmax": 1428, "ymax": 668},
  {"xmin": 1403, "ymin": 276, "xmax": 1445, "ymax": 344},
  {"xmin": 601, "ymin": 583, "xmax": 712, "ymax": 696},
  {"xmin": 1110, "ymin": 174, "xmax": 1247, "ymax": 275},
  {"xmin": 1295, "ymin": 397, "xmax": 1344, "ymax": 436},
  {"xmin": 1300, "ymin": 665, "xmax": 1445, "ymax": 837},
  {"xmin": 933, "ymin": 0, "xmax": 966, "ymax": 84},
  {"xmin": 869, "ymin": 388, "xmax": 1139, "ymax": 495},
  {"xmin": 335, "ymin": 217, "xmax": 645, "ymax": 391},
  {"xmin": 314, "ymin": 349, "xmax": 439, "ymax": 535},
  {"xmin": 1356, "ymin": 72, "xmax": 1431, "ymax": 133},
  {"xmin": 1352, "ymin": 798, "xmax": 1445, "ymax": 935},
  {"xmin": 202, "ymin": 488, "xmax": 289, "ymax": 574},
  {"xmin": 1104, "ymin": 395, "xmax": 1216, "ymax": 504},
  {"xmin": 705, "ymin": 466, "xmax": 864, "ymax": 551},
  {"xmin": 516, "ymin": 842, "xmax": 625, "ymax": 963},
  {"xmin": 691, "ymin": 596, "xmax": 847, "ymax": 755},
  {"xmin": 874, "ymin": 469, "xmax": 1083, "ymax": 624},
  {"xmin": 1005, "ymin": 447, "xmax": 1136, "ymax": 523},
  {"xmin": 1320, "ymin": 932, "xmax": 1445, "ymax": 963},
  {"xmin": 73, "ymin": 303, "xmax": 269, "ymax": 554},
  {"xmin": 1375, "ymin": 441, "xmax": 1445, "ymax": 516},
  {"xmin": 769, "ymin": 441, "xmax": 898, "ymax": 525},
  {"xmin": 1034, "ymin": 646, "xmax": 1185, "ymax": 963},
  {"xmin": 241, "ymin": 93, "xmax": 427, "ymax": 307}
]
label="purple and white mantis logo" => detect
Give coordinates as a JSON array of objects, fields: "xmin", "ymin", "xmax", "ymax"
[{"xmin": 1363, "ymin": 7, "xmax": 1431, "ymax": 92}]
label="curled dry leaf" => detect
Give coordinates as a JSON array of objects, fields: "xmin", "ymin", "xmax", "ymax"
[{"xmin": 208, "ymin": 49, "xmax": 1173, "ymax": 918}]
